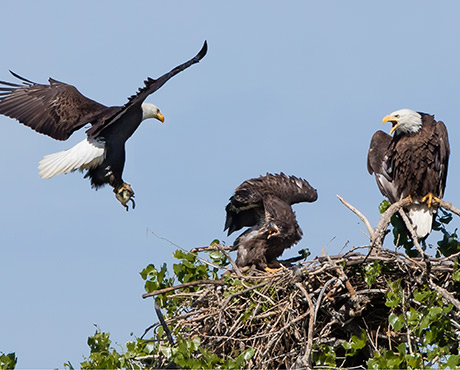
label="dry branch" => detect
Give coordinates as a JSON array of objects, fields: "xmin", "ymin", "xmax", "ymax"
[
  {"xmin": 140, "ymin": 199, "xmax": 460, "ymax": 369},
  {"xmin": 141, "ymin": 247, "xmax": 460, "ymax": 369}
]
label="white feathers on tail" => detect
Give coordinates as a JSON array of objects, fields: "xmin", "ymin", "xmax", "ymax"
[
  {"xmin": 407, "ymin": 203, "xmax": 434, "ymax": 239},
  {"xmin": 38, "ymin": 138, "xmax": 105, "ymax": 179}
]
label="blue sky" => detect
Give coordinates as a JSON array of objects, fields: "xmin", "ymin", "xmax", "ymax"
[{"xmin": 1, "ymin": 1, "xmax": 460, "ymax": 368}]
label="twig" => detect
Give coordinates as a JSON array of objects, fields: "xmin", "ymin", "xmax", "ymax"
[
  {"xmin": 190, "ymin": 244, "xmax": 235, "ymax": 253},
  {"xmin": 217, "ymin": 243, "xmax": 242, "ymax": 277},
  {"xmin": 154, "ymin": 299, "xmax": 174, "ymax": 345},
  {"xmin": 146, "ymin": 228, "xmax": 230, "ymax": 272},
  {"xmin": 337, "ymin": 195, "xmax": 374, "ymax": 240},
  {"xmin": 429, "ymin": 279, "xmax": 460, "ymax": 311},
  {"xmin": 397, "ymin": 209, "xmax": 429, "ymax": 266},
  {"xmin": 142, "ymin": 280, "xmax": 225, "ymax": 298},
  {"xmin": 434, "ymin": 199, "xmax": 460, "ymax": 218},
  {"xmin": 295, "ymin": 282, "xmax": 314, "ymax": 369},
  {"xmin": 371, "ymin": 196, "xmax": 413, "ymax": 249}
]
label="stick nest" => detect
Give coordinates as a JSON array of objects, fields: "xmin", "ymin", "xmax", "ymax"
[{"xmin": 142, "ymin": 246, "xmax": 460, "ymax": 369}]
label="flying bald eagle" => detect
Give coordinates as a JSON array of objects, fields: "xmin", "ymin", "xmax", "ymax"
[
  {"xmin": 0, "ymin": 41, "xmax": 207, "ymax": 210},
  {"xmin": 368, "ymin": 108, "xmax": 450, "ymax": 239},
  {"xmin": 224, "ymin": 173, "xmax": 318, "ymax": 272}
]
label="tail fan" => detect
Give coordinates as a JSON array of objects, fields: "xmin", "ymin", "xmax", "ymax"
[{"xmin": 38, "ymin": 138, "xmax": 105, "ymax": 179}]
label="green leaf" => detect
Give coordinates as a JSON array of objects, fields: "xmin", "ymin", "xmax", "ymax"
[
  {"xmin": 160, "ymin": 346, "xmax": 174, "ymax": 359},
  {"xmin": 0, "ymin": 352, "xmax": 17, "ymax": 370},
  {"xmin": 413, "ymin": 289, "xmax": 430, "ymax": 303},
  {"xmin": 385, "ymin": 280, "xmax": 402, "ymax": 308},
  {"xmin": 364, "ymin": 261, "xmax": 382, "ymax": 287},
  {"xmin": 447, "ymin": 354, "xmax": 460, "ymax": 369},
  {"xmin": 453, "ymin": 266, "xmax": 460, "ymax": 282},
  {"xmin": 389, "ymin": 313, "xmax": 404, "ymax": 332},
  {"xmin": 379, "ymin": 199, "xmax": 391, "ymax": 214}
]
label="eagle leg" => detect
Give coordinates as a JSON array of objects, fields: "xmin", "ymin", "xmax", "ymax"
[
  {"xmin": 421, "ymin": 192, "xmax": 441, "ymax": 208},
  {"xmin": 114, "ymin": 183, "xmax": 136, "ymax": 211}
]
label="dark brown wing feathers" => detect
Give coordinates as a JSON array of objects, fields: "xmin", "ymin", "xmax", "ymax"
[
  {"xmin": 0, "ymin": 71, "xmax": 107, "ymax": 140},
  {"xmin": 368, "ymin": 114, "xmax": 449, "ymax": 202},
  {"xmin": 86, "ymin": 41, "xmax": 208, "ymax": 138},
  {"xmin": 0, "ymin": 41, "xmax": 208, "ymax": 141},
  {"xmin": 224, "ymin": 173, "xmax": 317, "ymax": 236},
  {"xmin": 126, "ymin": 41, "xmax": 207, "ymax": 105}
]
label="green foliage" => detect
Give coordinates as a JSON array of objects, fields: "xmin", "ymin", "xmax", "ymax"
[
  {"xmin": 160, "ymin": 336, "xmax": 254, "ymax": 369},
  {"xmin": 453, "ymin": 259, "xmax": 460, "ymax": 282},
  {"xmin": 367, "ymin": 343, "xmax": 423, "ymax": 370},
  {"xmin": 311, "ymin": 344, "xmax": 336, "ymax": 367},
  {"xmin": 433, "ymin": 209, "xmax": 460, "ymax": 257},
  {"xmin": 364, "ymin": 260, "xmax": 382, "ymax": 287},
  {"xmin": 297, "ymin": 248, "xmax": 311, "ymax": 260},
  {"xmin": 58, "ymin": 226, "xmax": 460, "ymax": 369},
  {"xmin": 378, "ymin": 199, "xmax": 391, "ymax": 214},
  {"xmin": 384, "ymin": 279, "xmax": 402, "ymax": 308},
  {"xmin": 372, "ymin": 283, "xmax": 459, "ymax": 369},
  {"xmin": 342, "ymin": 330, "xmax": 367, "ymax": 357},
  {"xmin": 64, "ymin": 241, "xmax": 254, "ymax": 369},
  {"xmin": 0, "ymin": 352, "xmax": 16, "ymax": 370},
  {"xmin": 380, "ymin": 200, "xmax": 460, "ymax": 258}
]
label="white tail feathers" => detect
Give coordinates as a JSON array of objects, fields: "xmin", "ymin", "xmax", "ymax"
[
  {"xmin": 407, "ymin": 203, "xmax": 434, "ymax": 239},
  {"xmin": 38, "ymin": 138, "xmax": 105, "ymax": 179}
]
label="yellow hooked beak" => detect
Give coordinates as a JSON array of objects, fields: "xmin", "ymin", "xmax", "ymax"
[
  {"xmin": 382, "ymin": 114, "xmax": 399, "ymax": 135},
  {"xmin": 156, "ymin": 112, "xmax": 165, "ymax": 123}
]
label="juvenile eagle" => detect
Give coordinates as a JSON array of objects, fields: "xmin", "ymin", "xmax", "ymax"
[
  {"xmin": 224, "ymin": 173, "xmax": 318, "ymax": 272},
  {"xmin": 0, "ymin": 41, "xmax": 207, "ymax": 210},
  {"xmin": 368, "ymin": 108, "xmax": 450, "ymax": 239}
]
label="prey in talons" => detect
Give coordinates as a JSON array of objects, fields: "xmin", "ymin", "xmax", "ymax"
[{"xmin": 115, "ymin": 183, "xmax": 136, "ymax": 211}]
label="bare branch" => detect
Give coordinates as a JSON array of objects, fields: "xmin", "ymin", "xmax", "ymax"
[{"xmin": 337, "ymin": 195, "xmax": 374, "ymax": 240}]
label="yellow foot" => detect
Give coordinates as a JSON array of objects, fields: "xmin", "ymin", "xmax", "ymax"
[
  {"xmin": 264, "ymin": 265, "xmax": 284, "ymax": 274},
  {"xmin": 421, "ymin": 192, "xmax": 441, "ymax": 208},
  {"xmin": 114, "ymin": 183, "xmax": 136, "ymax": 211}
]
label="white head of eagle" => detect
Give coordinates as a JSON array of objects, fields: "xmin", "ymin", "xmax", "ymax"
[
  {"xmin": 141, "ymin": 102, "xmax": 164, "ymax": 122},
  {"xmin": 382, "ymin": 108, "xmax": 422, "ymax": 135}
]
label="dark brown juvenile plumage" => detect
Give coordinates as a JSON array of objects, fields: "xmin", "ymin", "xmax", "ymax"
[{"xmin": 224, "ymin": 173, "xmax": 318, "ymax": 270}]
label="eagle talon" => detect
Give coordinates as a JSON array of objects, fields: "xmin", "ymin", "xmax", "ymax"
[
  {"xmin": 115, "ymin": 183, "xmax": 135, "ymax": 211},
  {"xmin": 264, "ymin": 265, "xmax": 284, "ymax": 274},
  {"xmin": 421, "ymin": 192, "xmax": 441, "ymax": 208}
]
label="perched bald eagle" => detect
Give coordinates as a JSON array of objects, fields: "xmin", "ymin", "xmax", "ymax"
[
  {"xmin": 224, "ymin": 173, "xmax": 318, "ymax": 272},
  {"xmin": 0, "ymin": 41, "xmax": 207, "ymax": 210},
  {"xmin": 368, "ymin": 108, "xmax": 450, "ymax": 239}
]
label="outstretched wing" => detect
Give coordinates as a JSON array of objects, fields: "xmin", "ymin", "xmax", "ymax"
[
  {"xmin": 254, "ymin": 173, "xmax": 318, "ymax": 205},
  {"xmin": 87, "ymin": 41, "xmax": 208, "ymax": 138},
  {"xmin": 0, "ymin": 71, "xmax": 108, "ymax": 140},
  {"xmin": 224, "ymin": 173, "xmax": 317, "ymax": 236}
]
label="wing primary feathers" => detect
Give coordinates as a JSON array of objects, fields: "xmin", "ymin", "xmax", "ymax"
[
  {"xmin": 195, "ymin": 40, "xmax": 208, "ymax": 61},
  {"xmin": 224, "ymin": 173, "xmax": 317, "ymax": 236},
  {"xmin": 126, "ymin": 40, "xmax": 208, "ymax": 105},
  {"xmin": 0, "ymin": 81, "xmax": 22, "ymax": 88},
  {"xmin": 9, "ymin": 70, "xmax": 35, "ymax": 85}
]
